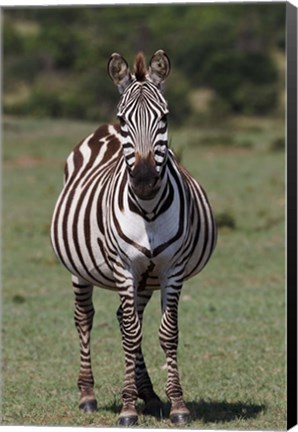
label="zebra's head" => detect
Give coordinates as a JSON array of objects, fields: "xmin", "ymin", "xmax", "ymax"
[{"xmin": 108, "ymin": 50, "xmax": 171, "ymax": 200}]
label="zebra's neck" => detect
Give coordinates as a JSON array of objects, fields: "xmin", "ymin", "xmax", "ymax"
[{"xmin": 127, "ymin": 169, "xmax": 169, "ymax": 220}]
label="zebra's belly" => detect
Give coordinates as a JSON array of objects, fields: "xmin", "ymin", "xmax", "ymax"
[
  {"xmin": 70, "ymin": 227, "xmax": 182, "ymax": 289},
  {"xmin": 52, "ymin": 196, "xmax": 214, "ymax": 291},
  {"xmin": 51, "ymin": 229, "xmax": 116, "ymax": 289},
  {"xmin": 51, "ymin": 219, "xmax": 165, "ymax": 291},
  {"xmin": 77, "ymin": 260, "xmax": 161, "ymax": 292}
]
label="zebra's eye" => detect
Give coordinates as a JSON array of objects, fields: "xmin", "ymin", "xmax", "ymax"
[
  {"xmin": 160, "ymin": 114, "xmax": 168, "ymax": 124},
  {"xmin": 118, "ymin": 116, "xmax": 126, "ymax": 127}
]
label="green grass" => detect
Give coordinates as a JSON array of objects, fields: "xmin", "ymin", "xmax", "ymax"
[{"xmin": 2, "ymin": 115, "xmax": 286, "ymax": 429}]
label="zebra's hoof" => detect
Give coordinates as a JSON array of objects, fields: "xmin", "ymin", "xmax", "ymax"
[
  {"xmin": 79, "ymin": 399, "xmax": 98, "ymax": 413},
  {"xmin": 170, "ymin": 411, "xmax": 191, "ymax": 425},
  {"xmin": 118, "ymin": 415, "xmax": 138, "ymax": 427},
  {"xmin": 142, "ymin": 398, "xmax": 164, "ymax": 419}
]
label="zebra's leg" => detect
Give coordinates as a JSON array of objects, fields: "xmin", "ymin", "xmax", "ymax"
[
  {"xmin": 136, "ymin": 349, "xmax": 163, "ymax": 419},
  {"xmin": 136, "ymin": 291, "xmax": 163, "ymax": 418},
  {"xmin": 159, "ymin": 284, "xmax": 191, "ymax": 425},
  {"xmin": 72, "ymin": 276, "xmax": 97, "ymax": 413},
  {"xmin": 117, "ymin": 286, "xmax": 142, "ymax": 426},
  {"xmin": 117, "ymin": 291, "xmax": 163, "ymax": 419}
]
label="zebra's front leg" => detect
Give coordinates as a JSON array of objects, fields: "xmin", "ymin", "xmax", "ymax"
[
  {"xmin": 159, "ymin": 284, "xmax": 191, "ymax": 425},
  {"xmin": 117, "ymin": 291, "xmax": 163, "ymax": 420},
  {"xmin": 72, "ymin": 276, "xmax": 97, "ymax": 413},
  {"xmin": 117, "ymin": 286, "xmax": 142, "ymax": 426}
]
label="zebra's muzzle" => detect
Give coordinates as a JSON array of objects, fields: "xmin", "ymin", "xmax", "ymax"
[{"xmin": 130, "ymin": 155, "xmax": 160, "ymax": 200}]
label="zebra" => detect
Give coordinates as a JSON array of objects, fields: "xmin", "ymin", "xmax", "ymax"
[{"xmin": 51, "ymin": 50, "xmax": 217, "ymax": 426}]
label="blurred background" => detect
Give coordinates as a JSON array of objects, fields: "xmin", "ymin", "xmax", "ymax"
[
  {"xmin": 3, "ymin": 3, "xmax": 285, "ymax": 125},
  {"xmin": 2, "ymin": 4, "xmax": 287, "ymax": 428}
]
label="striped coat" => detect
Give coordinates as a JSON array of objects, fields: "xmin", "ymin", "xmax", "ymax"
[{"xmin": 51, "ymin": 123, "xmax": 216, "ymax": 292}]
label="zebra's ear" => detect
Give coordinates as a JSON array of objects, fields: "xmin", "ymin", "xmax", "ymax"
[
  {"xmin": 108, "ymin": 53, "xmax": 132, "ymax": 93},
  {"xmin": 148, "ymin": 50, "xmax": 171, "ymax": 88}
]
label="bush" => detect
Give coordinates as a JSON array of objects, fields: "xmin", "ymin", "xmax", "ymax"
[
  {"xmin": 3, "ymin": 5, "xmax": 285, "ymax": 121},
  {"xmin": 216, "ymin": 211, "xmax": 236, "ymax": 230},
  {"xmin": 200, "ymin": 50, "xmax": 279, "ymax": 114},
  {"xmin": 23, "ymin": 89, "xmax": 64, "ymax": 118},
  {"xmin": 233, "ymin": 83, "xmax": 278, "ymax": 114},
  {"xmin": 37, "ymin": 26, "xmax": 87, "ymax": 70},
  {"xmin": 3, "ymin": 18, "xmax": 24, "ymax": 55},
  {"xmin": 270, "ymin": 137, "xmax": 285, "ymax": 152},
  {"xmin": 165, "ymin": 71, "xmax": 192, "ymax": 125}
]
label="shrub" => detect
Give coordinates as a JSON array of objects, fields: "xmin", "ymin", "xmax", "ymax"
[
  {"xmin": 200, "ymin": 51, "xmax": 279, "ymax": 114},
  {"xmin": 3, "ymin": 17, "xmax": 24, "ymax": 55},
  {"xmin": 215, "ymin": 211, "xmax": 236, "ymax": 230}
]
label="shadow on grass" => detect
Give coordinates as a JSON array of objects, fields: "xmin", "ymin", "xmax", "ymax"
[
  {"xmin": 186, "ymin": 399, "xmax": 266, "ymax": 423},
  {"xmin": 103, "ymin": 399, "xmax": 266, "ymax": 424}
]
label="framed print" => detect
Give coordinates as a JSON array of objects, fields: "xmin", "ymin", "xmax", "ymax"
[{"xmin": 1, "ymin": 1, "xmax": 297, "ymax": 430}]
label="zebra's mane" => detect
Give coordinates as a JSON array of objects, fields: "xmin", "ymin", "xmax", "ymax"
[{"xmin": 133, "ymin": 52, "xmax": 147, "ymax": 82}]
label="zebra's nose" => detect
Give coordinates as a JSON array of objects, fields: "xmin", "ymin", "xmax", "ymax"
[{"xmin": 130, "ymin": 154, "xmax": 160, "ymax": 200}]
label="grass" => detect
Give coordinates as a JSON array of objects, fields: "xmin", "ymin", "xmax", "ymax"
[{"xmin": 2, "ymin": 115, "xmax": 286, "ymax": 429}]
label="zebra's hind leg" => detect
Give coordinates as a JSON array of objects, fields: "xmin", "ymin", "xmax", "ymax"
[
  {"xmin": 72, "ymin": 276, "xmax": 97, "ymax": 413},
  {"xmin": 117, "ymin": 291, "xmax": 163, "ymax": 420},
  {"xmin": 159, "ymin": 284, "xmax": 191, "ymax": 425}
]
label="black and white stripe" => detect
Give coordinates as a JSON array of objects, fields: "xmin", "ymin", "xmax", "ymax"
[
  {"xmin": 118, "ymin": 80, "xmax": 169, "ymax": 171},
  {"xmin": 51, "ymin": 50, "xmax": 216, "ymax": 425}
]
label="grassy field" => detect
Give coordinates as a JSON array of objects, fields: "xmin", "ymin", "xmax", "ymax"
[{"xmin": 2, "ymin": 115, "xmax": 286, "ymax": 429}]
